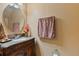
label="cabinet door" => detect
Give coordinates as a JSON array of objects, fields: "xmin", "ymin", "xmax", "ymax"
[
  {"xmin": 27, "ymin": 46, "xmax": 33, "ymax": 56},
  {"xmin": 26, "ymin": 45, "xmax": 35, "ymax": 56},
  {"xmin": 0, "ymin": 49, "xmax": 3, "ymax": 56}
]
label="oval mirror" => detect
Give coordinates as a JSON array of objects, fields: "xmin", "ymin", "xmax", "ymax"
[{"xmin": 2, "ymin": 3, "xmax": 25, "ymax": 35}]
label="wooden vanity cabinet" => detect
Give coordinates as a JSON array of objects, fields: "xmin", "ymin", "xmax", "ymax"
[{"xmin": 0, "ymin": 38, "xmax": 36, "ymax": 56}]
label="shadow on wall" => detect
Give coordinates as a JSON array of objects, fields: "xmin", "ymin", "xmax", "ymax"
[
  {"xmin": 40, "ymin": 17, "xmax": 64, "ymax": 47},
  {"xmin": 35, "ymin": 41, "xmax": 41, "ymax": 56}
]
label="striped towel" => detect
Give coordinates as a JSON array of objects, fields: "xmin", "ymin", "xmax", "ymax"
[{"xmin": 38, "ymin": 16, "xmax": 55, "ymax": 39}]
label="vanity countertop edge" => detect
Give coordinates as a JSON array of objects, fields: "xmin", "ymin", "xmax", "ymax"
[{"xmin": 0, "ymin": 37, "xmax": 35, "ymax": 48}]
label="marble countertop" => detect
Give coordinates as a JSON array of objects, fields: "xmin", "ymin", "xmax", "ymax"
[{"xmin": 0, "ymin": 37, "xmax": 34, "ymax": 48}]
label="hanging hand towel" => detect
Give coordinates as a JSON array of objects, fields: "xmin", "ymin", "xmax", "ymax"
[{"xmin": 38, "ymin": 16, "xmax": 55, "ymax": 39}]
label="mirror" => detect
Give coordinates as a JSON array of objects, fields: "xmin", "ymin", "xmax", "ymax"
[{"xmin": 2, "ymin": 3, "xmax": 25, "ymax": 35}]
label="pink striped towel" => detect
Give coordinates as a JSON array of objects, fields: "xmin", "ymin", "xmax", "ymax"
[{"xmin": 38, "ymin": 16, "xmax": 55, "ymax": 39}]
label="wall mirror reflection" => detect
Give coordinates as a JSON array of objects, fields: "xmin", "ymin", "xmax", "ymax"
[
  {"xmin": 2, "ymin": 3, "xmax": 27, "ymax": 40},
  {"xmin": 2, "ymin": 3, "xmax": 25, "ymax": 35}
]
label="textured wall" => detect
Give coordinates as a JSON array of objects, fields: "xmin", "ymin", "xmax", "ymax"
[{"xmin": 26, "ymin": 3, "xmax": 79, "ymax": 56}]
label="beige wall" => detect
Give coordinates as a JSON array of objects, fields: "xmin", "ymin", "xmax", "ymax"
[{"xmin": 26, "ymin": 3, "xmax": 79, "ymax": 56}]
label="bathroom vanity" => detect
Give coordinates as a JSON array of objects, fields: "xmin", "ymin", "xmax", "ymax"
[
  {"xmin": 0, "ymin": 4, "xmax": 36, "ymax": 56},
  {"xmin": 0, "ymin": 37, "xmax": 36, "ymax": 56}
]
